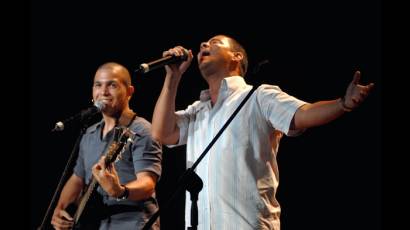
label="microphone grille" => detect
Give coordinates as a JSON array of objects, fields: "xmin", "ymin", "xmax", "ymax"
[
  {"xmin": 94, "ymin": 100, "xmax": 106, "ymax": 111},
  {"xmin": 181, "ymin": 49, "xmax": 189, "ymax": 61}
]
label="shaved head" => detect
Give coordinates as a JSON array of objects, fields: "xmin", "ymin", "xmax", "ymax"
[{"xmin": 96, "ymin": 62, "xmax": 132, "ymax": 87}]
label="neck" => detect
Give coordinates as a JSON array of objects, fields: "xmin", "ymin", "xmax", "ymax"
[
  {"xmin": 206, "ymin": 76, "xmax": 223, "ymax": 106},
  {"xmin": 102, "ymin": 116, "xmax": 117, "ymax": 137},
  {"xmin": 204, "ymin": 71, "xmax": 239, "ymax": 105},
  {"xmin": 102, "ymin": 107, "xmax": 134, "ymax": 136},
  {"xmin": 117, "ymin": 108, "xmax": 136, "ymax": 127}
]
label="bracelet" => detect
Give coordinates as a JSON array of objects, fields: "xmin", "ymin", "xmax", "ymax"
[
  {"xmin": 116, "ymin": 185, "xmax": 129, "ymax": 200},
  {"xmin": 340, "ymin": 97, "xmax": 354, "ymax": 112}
]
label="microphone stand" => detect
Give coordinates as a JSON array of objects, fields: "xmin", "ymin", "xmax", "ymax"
[
  {"xmin": 37, "ymin": 118, "xmax": 93, "ymax": 230},
  {"xmin": 186, "ymin": 170, "xmax": 203, "ymax": 230}
]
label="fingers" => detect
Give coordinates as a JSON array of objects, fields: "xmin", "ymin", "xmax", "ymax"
[
  {"xmin": 187, "ymin": 49, "xmax": 194, "ymax": 60},
  {"xmin": 367, "ymin": 82, "xmax": 375, "ymax": 91},
  {"xmin": 98, "ymin": 156, "xmax": 106, "ymax": 165},
  {"xmin": 163, "ymin": 46, "xmax": 190, "ymax": 58},
  {"xmin": 362, "ymin": 83, "xmax": 374, "ymax": 95},
  {"xmin": 91, "ymin": 158, "xmax": 122, "ymax": 197},
  {"xmin": 60, "ymin": 210, "xmax": 73, "ymax": 221},
  {"xmin": 351, "ymin": 71, "xmax": 376, "ymax": 89},
  {"xmin": 352, "ymin": 70, "xmax": 361, "ymax": 84},
  {"xmin": 108, "ymin": 164, "xmax": 118, "ymax": 177},
  {"xmin": 92, "ymin": 156, "xmax": 120, "ymax": 185},
  {"xmin": 162, "ymin": 46, "xmax": 194, "ymax": 76},
  {"xmin": 351, "ymin": 97, "xmax": 361, "ymax": 105},
  {"xmin": 351, "ymin": 83, "xmax": 374, "ymax": 105},
  {"xmin": 51, "ymin": 209, "xmax": 73, "ymax": 230},
  {"xmin": 92, "ymin": 156, "xmax": 105, "ymax": 178},
  {"xmin": 360, "ymin": 82, "xmax": 375, "ymax": 97}
]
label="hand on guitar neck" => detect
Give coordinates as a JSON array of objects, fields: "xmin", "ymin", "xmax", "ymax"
[
  {"xmin": 91, "ymin": 127, "xmax": 134, "ymax": 198},
  {"xmin": 92, "ymin": 156, "xmax": 126, "ymax": 198}
]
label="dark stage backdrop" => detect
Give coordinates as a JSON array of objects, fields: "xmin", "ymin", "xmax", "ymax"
[{"xmin": 30, "ymin": 1, "xmax": 381, "ymax": 229}]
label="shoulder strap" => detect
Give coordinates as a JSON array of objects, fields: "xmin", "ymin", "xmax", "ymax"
[{"xmin": 191, "ymin": 85, "xmax": 257, "ymax": 170}]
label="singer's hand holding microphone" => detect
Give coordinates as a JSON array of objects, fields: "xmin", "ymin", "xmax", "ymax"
[{"xmin": 135, "ymin": 46, "xmax": 193, "ymax": 76}]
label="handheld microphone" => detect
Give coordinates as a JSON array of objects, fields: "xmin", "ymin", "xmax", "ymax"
[
  {"xmin": 135, "ymin": 49, "xmax": 189, "ymax": 74},
  {"xmin": 52, "ymin": 101, "xmax": 105, "ymax": 132}
]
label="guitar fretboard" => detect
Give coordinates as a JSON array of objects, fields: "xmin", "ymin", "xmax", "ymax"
[{"xmin": 73, "ymin": 141, "xmax": 121, "ymax": 224}]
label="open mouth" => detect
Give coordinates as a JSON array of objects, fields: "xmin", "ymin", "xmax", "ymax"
[
  {"xmin": 201, "ymin": 50, "xmax": 210, "ymax": 56},
  {"xmin": 199, "ymin": 50, "xmax": 210, "ymax": 62}
]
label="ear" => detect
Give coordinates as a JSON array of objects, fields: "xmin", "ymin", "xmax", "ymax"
[
  {"xmin": 232, "ymin": 52, "xmax": 244, "ymax": 62},
  {"xmin": 127, "ymin": 85, "xmax": 134, "ymax": 99}
]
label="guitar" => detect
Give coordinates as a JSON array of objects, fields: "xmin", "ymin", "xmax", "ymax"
[{"xmin": 71, "ymin": 127, "xmax": 135, "ymax": 229}]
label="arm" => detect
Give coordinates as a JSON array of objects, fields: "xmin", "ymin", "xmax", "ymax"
[
  {"xmin": 151, "ymin": 46, "xmax": 193, "ymax": 145},
  {"xmin": 292, "ymin": 71, "xmax": 374, "ymax": 130},
  {"xmin": 92, "ymin": 157, "xmax": 158, "ymax": 200},
  {"xmin": 123, "ymin": 171, "xmax": 158, "ymax": 201},
  {"xmin": 51, "ymin": 174, "xmax": 84, "ymax": 230}
]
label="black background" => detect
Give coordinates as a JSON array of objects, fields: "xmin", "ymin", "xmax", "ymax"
[{"xmin": 30, "ymin": 0, "xmax": 381, "ymax": 229}]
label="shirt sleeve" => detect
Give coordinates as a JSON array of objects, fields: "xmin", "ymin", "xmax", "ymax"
[
  {"xmin": 168, "ymin": 101, "xmax": 201, "ymax": 147},
  {"xmin": 131, "ymin": 133, "xmax": 163, "ymax": 179},
  {"xmin": 256, "ymin": 84, "xmax": 307, "ymax": 136},
  {"xmin": 73, "ymin": 137, "xmax": 86, "ymax": 179}
]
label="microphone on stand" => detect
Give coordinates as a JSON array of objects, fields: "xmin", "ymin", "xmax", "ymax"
[{"xmin": 51, "ymin": 101, "xmax": 105, "ymax": 132}]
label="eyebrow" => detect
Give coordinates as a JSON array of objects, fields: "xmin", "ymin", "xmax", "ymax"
[
  {"xmin": 93, "ymin": 80, "xmax": 118, "ymax": 84},
  {"xmin": 209, "ymin": 38, "xmax": 222, "ymax": 43}
]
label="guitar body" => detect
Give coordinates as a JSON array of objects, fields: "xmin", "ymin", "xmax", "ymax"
[{"xmin": 70, "ymin": 191, "xmax": 104, "ymax": 230}]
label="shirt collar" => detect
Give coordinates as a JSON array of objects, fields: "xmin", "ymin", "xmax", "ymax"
[
  {"xmin": 199, "ymin": 76, "xmax": 247, "ymax": 102},
  {"xmin": 86, "ymin": 119, "xmax": 104, "ymax": 133}
]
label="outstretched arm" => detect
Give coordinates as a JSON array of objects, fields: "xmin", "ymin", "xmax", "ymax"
[
  {"xmin": 151, "ymin": 46, "xmax": 193, "ymax": 145},
  {"xmin": 292, "ymin": 71, "xmax": 374, "ymax": 130}
]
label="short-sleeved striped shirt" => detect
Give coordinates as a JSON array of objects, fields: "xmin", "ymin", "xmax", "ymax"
[{"xmin": 172, "ymin": 76, "xmax": 306, "ymax": 230}]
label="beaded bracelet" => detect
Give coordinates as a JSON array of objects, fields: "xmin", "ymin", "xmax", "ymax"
[{"xmin": 340, "ymin": 97, "xmax": 354, "ymax": 112}]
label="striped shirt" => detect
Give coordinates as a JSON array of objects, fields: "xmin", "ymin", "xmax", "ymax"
[{"xmin": 172, "ymin": 76, "xmax": 306, "ymax": 230}]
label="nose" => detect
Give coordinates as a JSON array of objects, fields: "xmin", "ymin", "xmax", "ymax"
[
  {"xmin": 200, "ymin": 42, "xmax": 209, "ymax": 50},
  {"xmin": 101, "ymin": 85, "xmax": 110, "ymax": 95}
]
